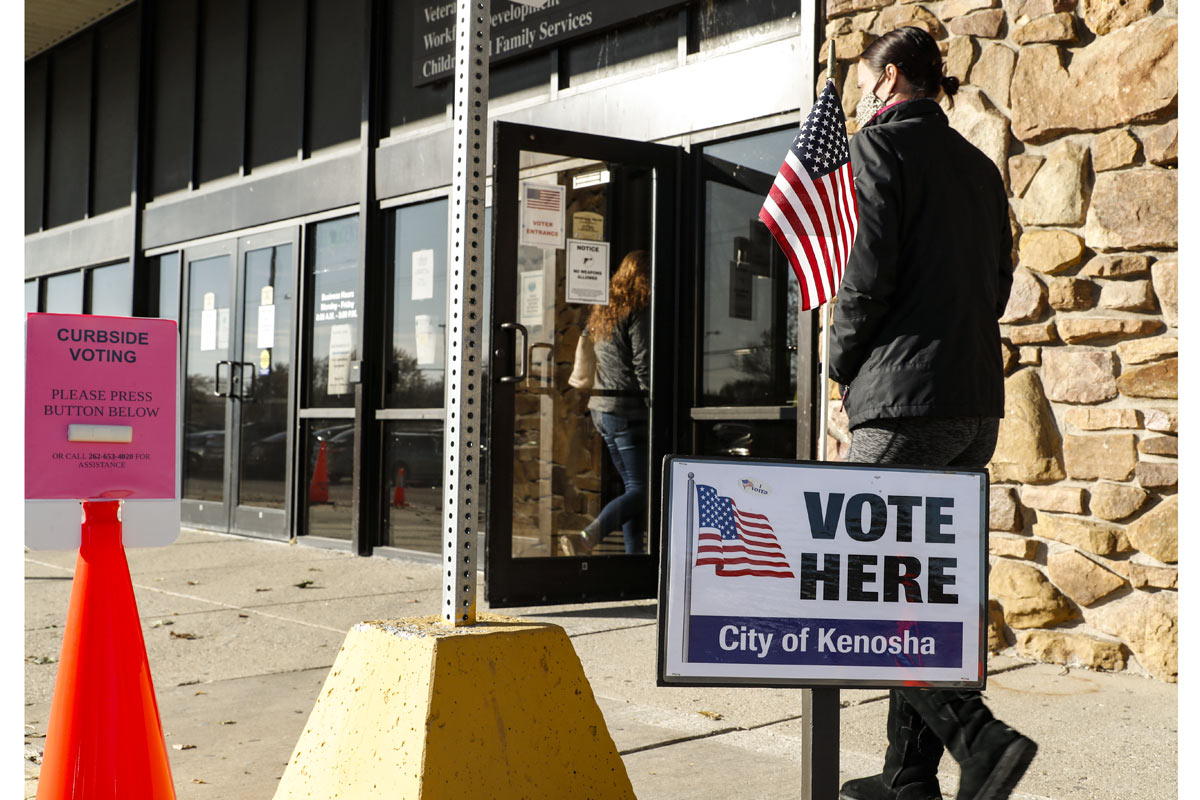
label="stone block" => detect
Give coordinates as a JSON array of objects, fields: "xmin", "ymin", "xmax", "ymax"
[
  {"xmin": 1091, "ymin": 129, "xmax": 1139, "ymax": 171},
  {"xmin": 1019, "ymin": 230, "xmax": 1084, "ymax": 274},
  {"xmin": 1010, "ymin": 0, "xmax": 1078, "ymax": 17},
  {"xmin": 990, "ymin": 486, "xmax": 1022, "ymax": 531},
  {"xmin": 1117, "ymin": 336, "xmax": 1176, "ymax": 365},
  {"xmin": 1041, "ymin": 347, "xmax": 1117, "ymax": 404},
  {"xmin": 1012, "ymin": 12, "xmax": 1076, "ymax": 44},
  {"xmin": 1006, "ymin": 321, "xmax": 1058, "ymax": 345},
  {"xmin": 970, "ymin": 43, "xmax": 1015, "ymax": 111},
  {"xmin": 1063, "ymin": 407, "xmax": 1139, "ymax": 431},
  {"xmin": 1088, "ymin": 590, "xmax": 1177, "ymax": 682},
  {"xmin": 990, "ymin": 369, "xmax": 1065, "ymax": 483},
  {"xmin": 1021, "ymin": 485, "xmax": 1085, "ymax": 514},
  {"xmin": 1057, "ymin": 317, "xmax": 1164, "ymax": 344},
  {"xmin": 990, "ymin": 534, "xmax": 1037, "ymax": 559},
  {"xmin": 987, "ymin": 599, "xmax": 1008, "ymax": 653},
  {"xmin": 1107, "ymin": 559, "xmax": 1178, "ymax": 590},
  {"xmin": 1150, "ymin": 257, "xmax": 1177, "ymax": 327},
  {"xmin": 1085, "ymin": 169, "xmax": 1178, "ymax": 250},
  {"xmin": 1015, "ymin": 630, "xmax": 1127, "ymax": 672},
  {"xmin": 999, "ymin": 268, "xmax": 1047, "ymax": 323},
  {"xmin": 1135, "ymin": 461, "xmax": 1177, "ymax": 490},
  {"xmin": 950, "ymin": 9, "xmax": 1005, "ymax": 37},
  {"xmin": 1019, "ymin": 140, "xmax": 1087, "ymax": 226},
  {"xmin": 1099, "ymin": 280, "xmax": 1156, "ymax": 312},
  {"xmin": 1089, "ymin": 481, "xmax": 1149, "ymax": 521},
  {"xmin": 1142, "ymin": 408, "xmax": 1177, "ymax": 433},
  {"xmin": 1011, "ymin": 19, "xmax": 1177, "ymax": 143},
  {"xmin": 826, "ymin": 0, "xmax": 892, "ymax": 18},
  {"xmin": 1138, "ymin": 436, "xmax": 1176, "ymax": 457},
  {"xmin": 1007, "ymin": 154, "xmax": 1042, "ymax": 197},
  {"xmin": 939, "ymin": 36, "xmax": 977, "ymax": 84},
  {"xmin": 1032, "ymin": 514, "xmax": 1129, "ymax": 556},
  {"xmin": 1125, "ymin": 496, "xmax": 1177, "ymax": 563},
  {"xmin": 1081, "ymin": 0, "xmax": 1153, "ymax": 36},
  {"xmin": 1018, "ymin": 347, "xmax": 1040, "ymax": 366},
  {"xmin": 1143, "ymin": 120, "xmax": 1177, "ymax": 166},
  {"xmin": 819, "ymin": 30, "xmax": 875, "ymax": 62},
  {"xmin": 1063, "ymin": 433, "xmax": 1138, "ymax": 480},
  {"xmin": 989, "ymin": 559, "xmax": 1077, "ymax": 628},
  {"xmin": 1047, "ymin": 277, "xmax": 1097, "ymax": 311},
  {"xmin": 1047, "ymin": 549, "xmax": 1127, "ymax": 606},
  {"xmin": 943, "ymin": 0, "xmax": 999, "ymax": 19},
  {"xmin": 1082, "ymin": 254, "xmax": 1150, "ymax": 278},
  {"xmin": 947, "ymin": 88, "xmax": 1009, "ymax": 180},
  {"xmin": 1117, "ymin": 357, "xmax": 1177, "ymax": 399},
  {"xmin": 878, "ymin": 5, "xmax": 946, "ymax": 37},
  {"xmin": 1001, "ymin": 340, "xmax": 1019, "ymax": 374}
]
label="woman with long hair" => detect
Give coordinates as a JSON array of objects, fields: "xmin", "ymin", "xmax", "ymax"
[
  {"xmin": 570, "ymin": 249, "xmax": 651, "ymax": 555},
  {"xmin": 832, "ymin": 26, "xmax": 1035, "ymax": 800}
]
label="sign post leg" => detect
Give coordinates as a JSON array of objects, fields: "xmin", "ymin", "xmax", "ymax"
[{"xmin": 801, "ymin": 687, "xmax": 841, "ymax": 800}]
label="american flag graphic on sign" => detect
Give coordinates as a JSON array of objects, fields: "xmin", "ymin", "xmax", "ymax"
[
  {"xmin": 758, "ymin": 79, "xmax": 859, "ymax": 311},
  {"xmin": 694, "ymin": 484, "xmax": 795, "ymax": 579},
  {"xmin": 524, "ymin": 185, "xmax": 562, "ymax": 210}
]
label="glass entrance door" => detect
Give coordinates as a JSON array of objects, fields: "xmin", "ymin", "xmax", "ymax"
[
  {"xmin": 181, "ymin": 228, "xmax": 299, "ymax": 538},
  {"xmin": 487, "ymin": 122, "xmax": 685, "ymax": 607}
]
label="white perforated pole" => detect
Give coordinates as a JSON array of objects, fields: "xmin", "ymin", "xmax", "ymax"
[{"xmin": 441, "ymin": 0, "xmax": 489, "ymax": 626}]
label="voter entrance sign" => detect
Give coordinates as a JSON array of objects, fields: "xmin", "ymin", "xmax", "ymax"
[{"xmin": 658, "ymin": 456, "xmax": 988, "ymax": 689}]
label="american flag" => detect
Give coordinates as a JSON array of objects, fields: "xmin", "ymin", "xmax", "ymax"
[
  {"xmin": 758, "ymin": 79, "xmax": 859, "ymax": 311},
  {"xmin": 694, "ymin": 484, "xmax": 794, "ymax": 579},
  {"xmin": 524, "ymin": 186, "xmax": 562, "ymax": 210}
]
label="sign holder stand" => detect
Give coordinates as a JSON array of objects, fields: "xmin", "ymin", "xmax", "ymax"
[{"xmin": 802, "ymin": 40, "xmax": 841, "ymax": 800}]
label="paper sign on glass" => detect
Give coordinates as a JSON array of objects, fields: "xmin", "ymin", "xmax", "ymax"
[
  {"xmin": 412, "ymin": 249, "xmax": 435, "ymax": 301},
  {"xmin": 566, "ymin": 239, "xmax": 610, "ymax": 305},
  {"xmin": 520, "ymin": 182, "xmax": 565, "ymax": 248},
  {"xmin": 217, "ymin": 308, "xmax": 230, "ymax": 350},
  {"xmin": 415, "ymin": 314, "xmax": 437, "ymax": 366},
  {"xmin": 257, "ymin": 304, "xmax": 276, "ymax": 349},
  {"xmin": 200, "ymin": 308, "xmax": 217, "ymax": 351},
  {"xmin": 519, "ymin": 269, "xmax": 545, "ymax": 327},
  {"xmin": 327, "ymin": 324, "xmax": 354, "ymax": 396}
]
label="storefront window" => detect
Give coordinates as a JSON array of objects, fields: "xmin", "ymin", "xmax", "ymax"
[
  {"xmin": 301, "ymin": 418, "xmax": 355, "ymax": 540},
  {"xmin": 87, "ymin": 261, "xmax": 132, "ymax": 316},
  {"xmin": 25, "ymin": 280, "xmax": 39, "ymax": 313},
  {"xmin": 382, "ymin": 420, "xmax": 444, "ymax": 551},
  {"xmin": 698, "ymin": 127, "xmax": 800, "ymax": 406},
  {"xmin": 386, "ymin": 199, "xmax": 448, "ymax": 408},
  {"xmin": 44, "ymin": 270, "xmax": 83, "ymax": 313},
  {"xmin": 147, "ymin": 252, "xmax": 182, "ymax": 323},
  {"xmin": 307, "ymin": 216, "xmax": 359, "ymax": 408},
  {"xmin": 690, "ymin": 0, "xmax": 798, "ymax": 53}
]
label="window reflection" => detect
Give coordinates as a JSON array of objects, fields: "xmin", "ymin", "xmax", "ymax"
[
  {"xmin": 387, "ymin": 200, "xmax": 447, "ymax": 408},
  {"xmin": 302, "ymin": 418, "xmax": 355, "ymax": 540},
  {"xmin": 44, "ymin": 270, "xmax": 83, "ymax": 313},
  {"xmin": 25, "ymin": 280, "xmax": 39, "ymax": 313},
  {"xmin": 699, "ymin": 128, "xmax": 800, "ymax": 406},
  {"xmin": 307, "ymin": 216, "xmax": 359, "ymax": 408},
  {"xmin": 87, "ymin": 261, "xmax": 132, "ymax": 316},
  {"xmin": 383, "ymin": 420, "xmax": 444, "ymax": 551}
]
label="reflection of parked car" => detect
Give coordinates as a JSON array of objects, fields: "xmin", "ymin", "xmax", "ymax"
[
  {"xmin": 386, "ymin": 430, "xmax": 444, "ymax": 487},
  {"xmin": 709, "ymin": 422, "xmax": 753, "ymax": 457},
  {"xmin": 244, "ymin": 430, "xmax": 288, "ymax": 475},
  {"xmin": 324, "ymin": 427, "xmax": 357, "ymax": 482},
  {"xmin": 185, "ymin": 427, "xmax": 225, "ymax": 473}
]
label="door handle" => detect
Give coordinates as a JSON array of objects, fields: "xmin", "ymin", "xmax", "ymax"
[
  {"xmin": 214, "ymin": 360, "xmax": 233, "ymax": 397},
  {"xmin": 237, "ymin": 361, "xmax": 257, "ymax": 401},
  {"xmin": 498, "ymin": 322, "xmax": 529, "ymax": 384}
]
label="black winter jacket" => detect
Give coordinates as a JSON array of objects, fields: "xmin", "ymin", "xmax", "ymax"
[
  {"xmin": 587, "ymin": 307, "xmax": 650, "ymax": 418},
  {"xmin": 829, "ymin": 98, "xmax": 1013, "ymax": 429}
]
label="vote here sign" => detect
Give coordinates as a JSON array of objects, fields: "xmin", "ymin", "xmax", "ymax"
[
  {"xmin": 25, "ymin": 313, "xmax": 180, "ymax": 549},
  {"xmin": 658, "ymin": 456, "xmax": 988, "ymax": 689}
]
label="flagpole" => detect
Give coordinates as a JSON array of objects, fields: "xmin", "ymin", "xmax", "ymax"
[
  {"xmin": 817, "ymin": 42, "xmax": 836, "ymax": 464},
  {"xmin": 682, "ymin": 472, "xmax": 696, "ymax": 662}
]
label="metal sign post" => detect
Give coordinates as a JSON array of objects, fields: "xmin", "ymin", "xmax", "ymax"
[
  {"xmin": 441, "ymin": 0, "xmax": 491, "ymax": 626},
  {"xmin": 804, "ymin": 40, "xmax": 840, "ymax": 800}
]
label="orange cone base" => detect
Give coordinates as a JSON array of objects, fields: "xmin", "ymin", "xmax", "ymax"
[
  {"xmin": 308, "ymin": 441, "xmax": 330, "ymax": 503},
  {"xmin": 37, "ymin": 500, "xmax": 176, "ymax": 800}
]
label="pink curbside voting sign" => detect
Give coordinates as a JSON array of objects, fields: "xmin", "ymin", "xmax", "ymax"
[{"xmin": 25, "ymin": 313, "xmax": 181, "ymax": 549}]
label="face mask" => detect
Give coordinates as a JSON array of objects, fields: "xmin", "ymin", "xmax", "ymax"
[{"xmin": 855, "ymin": 72, "xmax": 890, "ymax": 127}]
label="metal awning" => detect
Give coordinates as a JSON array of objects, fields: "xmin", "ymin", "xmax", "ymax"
[{"xmin": 26, "ymin": 0, "xmax": 135, "ymax": 60}]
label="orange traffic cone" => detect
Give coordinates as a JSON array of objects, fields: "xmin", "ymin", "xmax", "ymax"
[
  {"xmin": 309, "ymin": 440, "xmax": 330, "ymax": 503},
  {"xmin": 37, "ymin": 499, "xmax": 176, "ymax": 800},
  {"xmin": 391, "ymin": 467, "xmax": 408, "ymax": 508}
]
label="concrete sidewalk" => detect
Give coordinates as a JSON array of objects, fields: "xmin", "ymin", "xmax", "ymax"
[{"xmin": 24, "ymin": 530, "xmax": 1178, "ymax": 799}]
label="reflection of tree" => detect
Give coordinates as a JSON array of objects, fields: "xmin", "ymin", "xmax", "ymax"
[
  {"xmin": 184, "ymin": 376, "xmax": 223, "ymax": 428},
  {"xmin": 388, "ymin": 349, "xmax": 445, "ymax": 407}
]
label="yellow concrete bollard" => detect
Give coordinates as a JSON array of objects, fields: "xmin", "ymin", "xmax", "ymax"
[{"xmin": 274, "ymin": 614, "xmax": 636, "ymax": 799}]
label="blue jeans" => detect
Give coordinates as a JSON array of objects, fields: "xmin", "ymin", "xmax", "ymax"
[{"xmin": 585, "ymin": 410, "xmax": 648, "ymax": 554}]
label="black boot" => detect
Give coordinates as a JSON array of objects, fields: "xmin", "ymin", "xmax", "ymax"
[
  {"xmin": 898, "ymin": 689, "xmax": 1037, "ymax": 800},
  {"xmin": 840, "ymin": 690, "xmax": 945, "ymax": 800}
]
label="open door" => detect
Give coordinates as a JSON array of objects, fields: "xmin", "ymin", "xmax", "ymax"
[{"xmin": 486, "ymin": 122, "xmax": 686, "ymax": 607}]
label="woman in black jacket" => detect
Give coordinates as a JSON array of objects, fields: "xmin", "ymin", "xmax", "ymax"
[{"xmin": 831, "ymin": 27, "xmax": 1035, "ymax": 800}]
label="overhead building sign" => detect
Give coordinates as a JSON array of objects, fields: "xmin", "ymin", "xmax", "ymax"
[
  {"xmin": 658, "ymin": 456, "xmax": 989, "ymax": 689},
  {"xmin": 414, "ymin": 0, "xmax": 685, "ymax": 86}
]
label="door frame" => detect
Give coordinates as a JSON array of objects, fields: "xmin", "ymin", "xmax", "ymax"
[{"xmin": 486, "ymin": 121, "xmax": 688, "ymax": 607}]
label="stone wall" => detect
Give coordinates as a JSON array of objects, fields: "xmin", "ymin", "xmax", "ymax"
[{"xmin": 821, "ymin": 0, "xmax": 1178, "ymax": 681}]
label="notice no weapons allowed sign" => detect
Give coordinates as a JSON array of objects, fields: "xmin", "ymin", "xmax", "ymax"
[{"xmin": 657, "ymin": 456, "xmax": 988, "ymax": 689}]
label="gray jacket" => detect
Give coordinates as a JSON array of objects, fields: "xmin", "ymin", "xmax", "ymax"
[{"xmin": 586, "ymin": 307, "xmax": 650, "ymax": 418}]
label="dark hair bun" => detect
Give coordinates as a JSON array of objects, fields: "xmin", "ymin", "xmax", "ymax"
[{"xmin": 941, "ymin": 75, "xmax": 960, "ymax": 97}]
